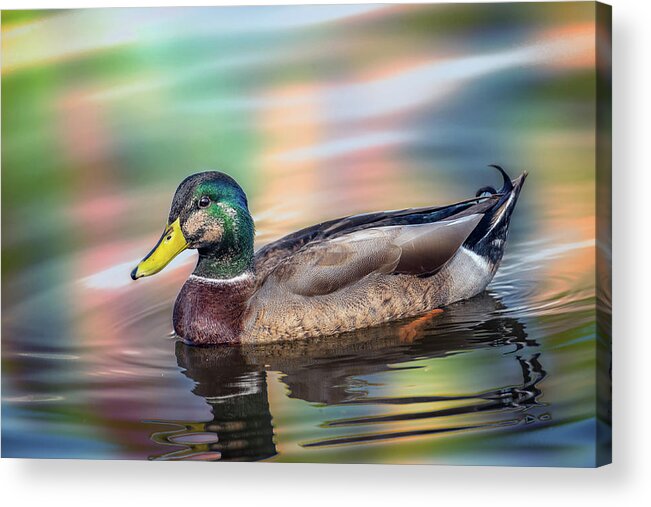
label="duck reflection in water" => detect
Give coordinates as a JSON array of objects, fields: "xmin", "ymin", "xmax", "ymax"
[
  {"xmin": 149, "ymin": 293, "xmax": 547, "ymax": 461},
  {"xmin": 149, "ymin": 345, "xmax": 276, "ymax": 461}
]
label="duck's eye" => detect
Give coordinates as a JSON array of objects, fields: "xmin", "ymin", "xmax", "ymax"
[{"xmin": 198, "ymin": 196, "xmax": 211, "ymax": 208}]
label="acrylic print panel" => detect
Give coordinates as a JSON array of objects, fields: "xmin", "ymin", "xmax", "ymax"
[{"xmin": 1, "ymin": 2, "xmax": 611, "ymax": 466}]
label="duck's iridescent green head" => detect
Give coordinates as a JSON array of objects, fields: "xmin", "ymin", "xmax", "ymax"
[{"xmin": 131, "ymin": 171, "xmax": 254, "ymax": 280}]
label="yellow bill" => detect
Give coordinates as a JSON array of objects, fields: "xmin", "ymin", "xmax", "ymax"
[{"xmin": 131, "ymin": 218, "xmax": 189, "ymax": 280}]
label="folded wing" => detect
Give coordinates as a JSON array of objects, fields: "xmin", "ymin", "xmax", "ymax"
[
  {"xmin": 254, "ymin": 195, "xmax": 499, "ymax": 279},
  {"xmin": 263, "ymin": 214, "xmax": 482, "ymax": 297}
]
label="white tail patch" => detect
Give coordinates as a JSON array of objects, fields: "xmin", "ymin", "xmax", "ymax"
[{"xmin": 459, "ymin": 247, "xmax": 491, "ymax": 273}]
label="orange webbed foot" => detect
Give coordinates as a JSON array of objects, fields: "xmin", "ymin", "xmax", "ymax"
[{"xmin": 398, "ymin": 309, "xmax": 444, "ymax": 344}]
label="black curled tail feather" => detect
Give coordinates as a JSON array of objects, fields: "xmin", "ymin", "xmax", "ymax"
[
  {"xmin": 489, "ymin": 164, "xmax": 514, "ymax": 193},
  {"xmin": 463, "ymin": 165, "xmax": 527, "ymax": 265}
]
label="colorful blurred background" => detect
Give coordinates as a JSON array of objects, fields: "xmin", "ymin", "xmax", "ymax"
[{"xmin": 2, "ymin": 3, "xmax": 610, "ymax": 465}]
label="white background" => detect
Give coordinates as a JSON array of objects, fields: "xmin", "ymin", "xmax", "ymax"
[{"xmin": 1, "ymin": 0, "xmax": 649, "ymax": 505}]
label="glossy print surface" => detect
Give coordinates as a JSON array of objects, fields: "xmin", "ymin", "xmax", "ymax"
[{"xmin": 1, "ymin": 3, "xmax": 610, "ymax": 465}]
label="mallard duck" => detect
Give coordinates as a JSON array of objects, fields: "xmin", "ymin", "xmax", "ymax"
[{"xmin": 131, "ymin": 165, "xmax": 527, "ymax": 345}]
